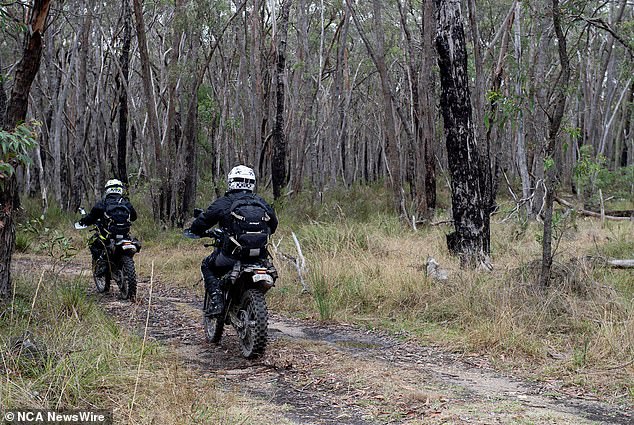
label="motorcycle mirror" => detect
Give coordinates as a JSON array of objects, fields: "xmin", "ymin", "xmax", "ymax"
[
  {"xmin": 74, "ymin": 222, "xmax": 87, "ymax": 230},
  {"xmin": 193, "ymin": 208, "xmax": 203, "ymax": 218},
  {"xmin": 182, "ymin": 228, "xmax": 200, "ymax": 239}
]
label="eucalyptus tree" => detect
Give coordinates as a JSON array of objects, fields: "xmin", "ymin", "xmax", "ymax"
[
  {"xmin": 435, "ymin": 0, "xmax": 490, "ymax": 266},
  {"xmin": 540, "ymin": 0, "xmax": 570, "ymax": 287},
  {"xmin": 272, "ymin": 0, "xmax": 292, "ymax": 200},
  {"xmin": 1, "ymin": 0, "xmax": 52, "ymax": 297}
]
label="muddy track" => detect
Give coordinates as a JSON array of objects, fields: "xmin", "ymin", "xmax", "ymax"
[{"xmin": 13, "ymin": 256, "xmax": 634, "ymax": 424}]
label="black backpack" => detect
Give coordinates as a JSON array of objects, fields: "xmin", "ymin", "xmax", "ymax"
[
  {"xmin": 104, "ymin": 197, "xmax": 132, "ymax": 235},
  {"xmin": 223, "ymin": 194, "xmax": 271, "ymax": 259}
]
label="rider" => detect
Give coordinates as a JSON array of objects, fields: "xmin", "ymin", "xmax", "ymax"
[
  {"xmin": 190, "ymin": 165, "xmax": 278, "ymax": 317},
  {"xmin": 78, "ymin": 179, "xmax": 138, "ymax": 266}
]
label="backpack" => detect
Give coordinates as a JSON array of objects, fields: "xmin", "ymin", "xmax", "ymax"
[
  {"xmin": 104, "ymin": 197, "xmax": 132, "ymax": 236},
  {"xmin": 222, "ymin": 194, "xmax": 271, "ymax": 259}
]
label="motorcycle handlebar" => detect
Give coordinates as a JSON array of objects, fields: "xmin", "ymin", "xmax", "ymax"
[
  {"xmin": 183, "ymin": 228, "xmax": 224, "ymax": 239},
  {"xmin": 182, "ymin": 228, "xmax": 201, "ymax": 239}
]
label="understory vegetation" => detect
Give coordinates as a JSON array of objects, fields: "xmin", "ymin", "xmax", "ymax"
[
  {"xmin": 6, "ymin": 182, "xmax": 634, "ymax": 409},
  {"xmin": 0, "ymin": 266, "xmax": 288, "ymax": 424}
]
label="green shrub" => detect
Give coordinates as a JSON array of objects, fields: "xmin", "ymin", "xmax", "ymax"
[{"xmin": 14, "ymin": 231, "xmax": 33, "ymax": 253}]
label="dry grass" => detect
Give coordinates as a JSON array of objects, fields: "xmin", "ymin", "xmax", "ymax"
[
  {"xmin": 0, "ymin": 269, "xmax": 291, "ymax": 424},
  {"xmin": 14, "ymin": 190, "xmax": 634, "ymax": 402},
  {"xmin": 262, "ymin": 215, "xmax": 634, "ymax": 400}
]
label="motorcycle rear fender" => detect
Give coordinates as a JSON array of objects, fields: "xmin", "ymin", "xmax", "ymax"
[{"xmin": 113, "ymin": 236, "xmax": 141, "ymax": 254}]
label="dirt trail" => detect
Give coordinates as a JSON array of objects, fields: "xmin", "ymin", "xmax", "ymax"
[{"xmin": 13, "ymin": 256, "xmax": 634, "ymax": 424}]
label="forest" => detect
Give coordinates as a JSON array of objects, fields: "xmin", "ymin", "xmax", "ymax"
[
  {"xmin": 0, "ymin": 0, "xmax": 633, "ymax": 423},
  {"xmin": 1, "ymin": 0, "xmax": 633, "ymax": 273}
]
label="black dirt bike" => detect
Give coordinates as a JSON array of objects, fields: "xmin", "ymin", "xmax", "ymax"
[
  {"xmin": 184, "ymin": 214, "xmax": 277, "ymax": 359},
  {"xmin": 75, "ymin": 208, "xmax": 141, "ymax": 301}
]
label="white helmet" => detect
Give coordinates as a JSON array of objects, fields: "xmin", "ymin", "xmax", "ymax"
[
  {"xmin": 105, "ymin": 179, "xmax": 124, "ymax": 195},
  {"xmin": 227, "ymin": 165, "xmax": 256, "ymax": 192}
]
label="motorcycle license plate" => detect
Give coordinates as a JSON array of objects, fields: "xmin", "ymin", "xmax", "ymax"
[{"xmin": 252, "ymin": 274, "xmax": 273, "ymax": 284}]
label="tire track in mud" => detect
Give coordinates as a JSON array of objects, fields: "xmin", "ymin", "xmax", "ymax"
[{"xmin": 12, "ymin": 256, "xmax": 634, "ymax": 424}]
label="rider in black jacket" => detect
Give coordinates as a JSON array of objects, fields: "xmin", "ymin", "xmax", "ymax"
[
  {"xmin": 190, "ymin": 165, "xmax": 278, "ymax": 316},
  {"xmin": 79, "ymin": 179, "xmax": 138, "ymax": 262}
]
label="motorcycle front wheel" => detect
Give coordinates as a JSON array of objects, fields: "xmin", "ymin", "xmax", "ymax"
[
  {"xmin": 237, "ymin": 289, "xmax": 268, "ymax": 359},
  {"xmin": 203, "ymin": 291, "xmax": 225, "ymax": 344},
  {"xmin": 92, "ymin": 258, "xmax": 110, "ymax": 293}
]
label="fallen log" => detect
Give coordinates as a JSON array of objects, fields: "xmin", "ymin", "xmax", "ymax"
[
  {"xmin": 604, "ymin": 210, "xmax": 634, "ymax": 218},
  {"xmin": 605, "ymin": 259, "xmax": 634, "ymax": 269},
  {"xmin": 555, "ymin": 197, "xmax": 633, "ymax": 221},
  {"xmin": 585, "ymin": 256, "xmax": 634, "ymax": 269}
]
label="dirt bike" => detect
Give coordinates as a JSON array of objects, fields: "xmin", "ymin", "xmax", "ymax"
[
  {"xmin": 184, "ymin": 211, "xmax": 277, "ymax": 359},
  {"xmin": 74, "ymin": 208, "xmax": 141, "ymax": 301}
]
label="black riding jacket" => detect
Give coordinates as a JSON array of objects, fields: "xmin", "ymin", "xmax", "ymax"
[
  {"xmin": 80, "ymin": 194, "xmax": 138, "ymax": 227},
  {"xmin": 190, "ymin": 190, "xmax": 278, "ymax": 236}
]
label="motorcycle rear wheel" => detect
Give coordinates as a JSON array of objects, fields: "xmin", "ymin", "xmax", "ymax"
[
  {"xmin": 117, "ymin": 256, "xmax": 137, "ymax": 302},
  {"xmin": 237, "ymin": 289, "xmax": 268, "ymax": 359},
  {"xmin": 203, "ymin": 291, "xmax": 225, "ymax": 344}
]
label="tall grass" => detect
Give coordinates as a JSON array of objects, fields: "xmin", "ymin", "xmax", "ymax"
[
  {"xmin": 268, "ymin": 200, "xmax": 634, "ymax": 399},
  {"xmin": 0, "ymin": 270, "xmax": 287, "ymax": 424},
  {"xmin": 14, "ymin": 183, "xmax": 634, "ymax": 400}
]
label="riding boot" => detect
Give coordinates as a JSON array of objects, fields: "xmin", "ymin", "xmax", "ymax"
[
  {"xmin": 204, "ymin": 276, "xmax": 224, "ymax": 317},
  {"xmin": 90, "ymin": 243, "xmax": 107, "ymax": 276}
]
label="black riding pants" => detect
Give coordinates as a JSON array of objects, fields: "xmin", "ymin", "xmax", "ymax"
[{"xmin": 201, "ymin": 249, "xmax": 237, "ymax": 293}]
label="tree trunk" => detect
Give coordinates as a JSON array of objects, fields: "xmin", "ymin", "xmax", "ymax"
[
  {"xmin": 466, "ymin": 0, "xmax": 485, "ymax": 145},
  {"xmin": 485, "ymin": 2, "xmax": 514, "ymax": 217},
  {"xmin": 540, "ymin": 0, "xmax": 571, "ymax": 287},
  {"xmin": 0, "ymin": 55, "xmax": 6, "ymax": 128},
  {"xmin": 513, "ymin": 2, "xmax": 531, "ymax": 217},
  {"xmin": 334, "ymin": 8, "xmax": 351, "ymax": 187},
  {"xmin": 117, "ymin": 0, "xmax": 132, "ymax": 185},
  {"xmin": 132, "ymin": 0, "xmax": 164, "ymax": 221},
  {"xmin": 50, "ymin": 37, "xmax": 77, "ymax": 207},
  {"xmin": 177, "ymin": 84, "xmax": 199, "ymax": 227},
  {"xmin": 397, "ymin": 0, "xmax": 428, "ymax": 220},
  {"xmin": 70, "ymin": 6, "xmax": 93, "ymax": 211},
  {"xmin": 0, "ymin": 174, "xmax": 18, "ymax": 299},
  {"xmin": 174, "ymin": 20, "xmax": 200, "ymax": 227},
  {"xmin": 272, "ymin": 0, "xmax": 291, "ymax": 200},
  {"xmin": 1, "ymin": 0, "xmax": 52, "ymax": 298},
  {"xmin": 435, "ymin": 0, "xmax": 490, "ymax": 267},
  {"xmin": 347, "ymin": 0, "xmax": 404, "ymax": 215},
  {"xmin": 529, "ymin": 7, "xmax": 549, "ymax": 218},
  {"xmin": 164, "ymin": 0, "xmax": 184, "ymax": 224},
  {"xmin": 621, "ymin": 82, "xmax": 633, "ymax": 167},
  {"xmin": 251, "ymin": 0, "xmax": 264, "ymax": 170},
  {"xmin": 421, "ymin": 0, "xmax": 437, "ymax": 212}
]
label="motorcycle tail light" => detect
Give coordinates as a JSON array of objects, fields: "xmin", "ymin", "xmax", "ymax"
[{"xmin": 121, "ymin": 243, "xmax": 137, "ymax": 253}]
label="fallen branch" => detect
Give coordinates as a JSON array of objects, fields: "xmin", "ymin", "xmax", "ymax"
[
  {"xmin": 272, "ymin": 233, "xmax": 310, "ymax": 293},
  {"xmin": 415, "ymin": 219, "xmax": 454, "ymax": 226},
  {"xmin": 292, "ymin": 232, "xmax": 306, "ymax": 273},
  {"xmin": 555, "ymin": 197, "xmax": 633, "ymax": 221},
  {"xmin": 604, "ymin": 259, "xmax": 634, "ymax": 269},
  {"xmin": 585, "ymin": 256, "xmax": 634, "ymax": 269},
  {"xmin": 603, "ymin": 209, "xmax": 634, "ymax": 217}
]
